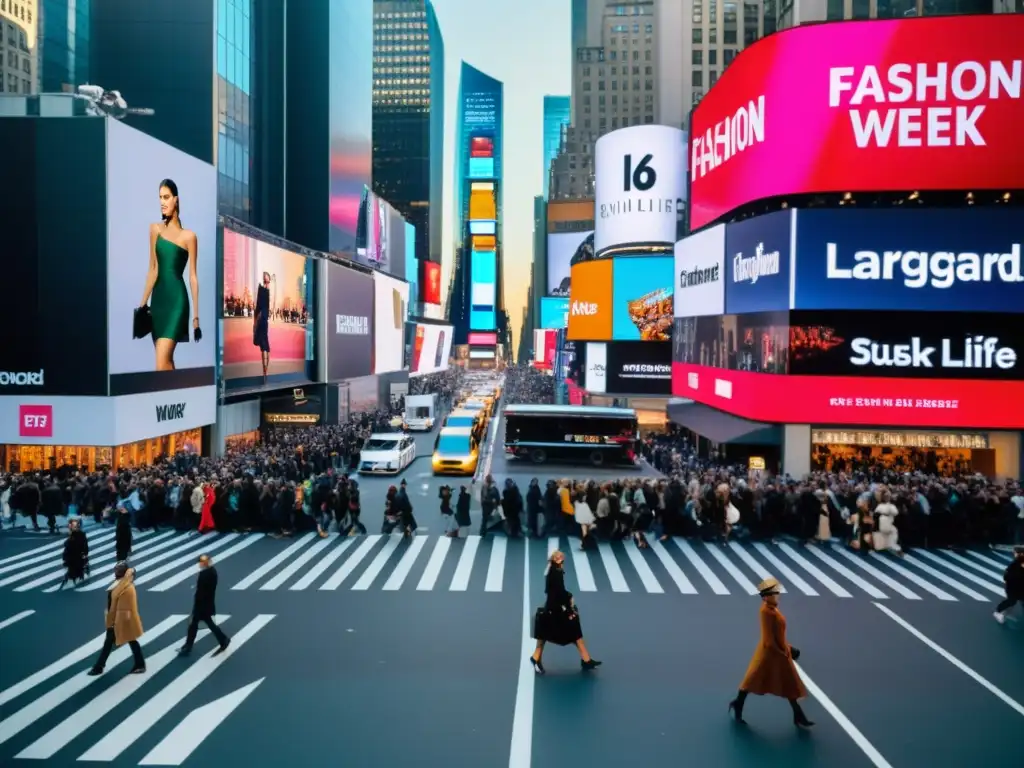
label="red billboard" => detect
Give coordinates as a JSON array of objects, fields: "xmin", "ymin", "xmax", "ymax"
[
  {"xmin": 421, "ymin": 261, "xmax": 441, "ymax": 305},
  {"xmin": 672, "ymin": 363, "xmax": 1024, "ymax": 430},
  {"xmin": 471, "ymin": 137, "xmax": 494, "ymax": 157},
  {"xmin": 689, "ymin": 14, "xmax": 1024, "ymax": 230}
]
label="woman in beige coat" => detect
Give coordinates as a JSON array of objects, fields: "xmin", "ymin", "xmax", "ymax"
[{"xmin": 88, "ymin": 561, "xmax": 146, "ymax": 676}]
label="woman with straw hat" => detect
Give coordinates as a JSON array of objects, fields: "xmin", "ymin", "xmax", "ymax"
[{"xmin": 728, "ymin": 577, "xmax": 814, "ymax": 728}]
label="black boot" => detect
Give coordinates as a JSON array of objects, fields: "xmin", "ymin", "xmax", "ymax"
[
  {"xmin": 728, "ymin": 690, "xmax": 747, "ymax": 724},
  {"xmin": 790, "ymin": 700, "xmax": 814, "ymax": 728}
]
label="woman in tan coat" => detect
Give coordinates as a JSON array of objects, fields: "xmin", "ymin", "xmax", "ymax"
[
  {"xmin": 728, "ymin": 577, "xmax": 813, "ymax": 728},
  {"xmin": 88, "ymin": 561, "xmax": 146, "ymax": 676}
]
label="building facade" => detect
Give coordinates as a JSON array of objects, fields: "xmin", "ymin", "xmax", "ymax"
[
  {"xmin": 37, "ymin": 0, "xmax": 88, "ymax": 94},
  {"xmin": 542, "ymin": 95, "xmax": 569, "ymax": 199},
  {"xmin": 776, "ymin": 0, "xmax": 1016, "ymax": 30},
  {"xmin": 1, "ymin": 0, "xmax": 37, "ymax": 96},
  {"xmin": 450, "ymin": 61, "xmax": 504, "ymax": 364},
  {"xmin": 372, "ymin": 0, "xmax": 445, "ymax": 272}
]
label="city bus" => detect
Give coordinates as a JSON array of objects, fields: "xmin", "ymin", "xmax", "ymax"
[{"xmin": 502, "ymin": 404, "xmax": 639, "ymax": 466}]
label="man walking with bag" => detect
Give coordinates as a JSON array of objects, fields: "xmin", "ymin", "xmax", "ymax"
[{"xmin": 180, "ymin": 554, "xmax": 231, "ymax": 656}]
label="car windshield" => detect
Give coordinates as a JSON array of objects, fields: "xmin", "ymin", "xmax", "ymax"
[
  {"xmin": 436, "ymin": 434, "xmax": 471, "ymax": 455},
  {"xmin": 363, "ymin": 438, "xmax": 400, "ymax": 451},
  {"xmin": 446, "ymin": 416, "xmax": 474, "ymax": 428},
  {"xmin": 463, "ymin": 402, "xmax": 484, "ymax": 410}
]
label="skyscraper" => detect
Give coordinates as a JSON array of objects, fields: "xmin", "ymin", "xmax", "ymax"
[
  {"xmin": 450, "ymin": 61, "xmax": 504, "ymax": 364},
  {"xmin": 37, "ymin": 0, "xmax": 90, "ymax": 94},
  {"xmin": 542, "ymin": 95, "xmax": 570, "ymax": 199},
  {"xmin": 372, "ymin": 0, "xmax": 445, "ymax": 269}
]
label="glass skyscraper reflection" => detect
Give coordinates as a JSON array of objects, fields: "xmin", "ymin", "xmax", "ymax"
[
  {"xmin": 542, "ymin": 95, "xmax": 569, "ymax": 199},
  {"xmin": 38, "ymin": 0, "xmax": 90, "ymax": 94},
  {"xmin": 216, "ymin": 0, "xmax": 252, "ymax": 221}
]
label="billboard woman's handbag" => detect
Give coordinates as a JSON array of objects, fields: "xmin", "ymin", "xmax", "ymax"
[{"xmin": 133, "ymin": 307, "xmax": 153, "ymax": 339}]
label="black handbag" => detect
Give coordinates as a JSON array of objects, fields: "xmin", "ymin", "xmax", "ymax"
[{"xmin": 133, "ymin": 306, "xmax": 153, "ymax": 339}]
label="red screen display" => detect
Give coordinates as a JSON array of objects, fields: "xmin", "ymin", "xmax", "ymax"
[
  {"xmin": 688, "ymin": 14, "xmax": 1024, "ymax": 230},
  {"xmin": 470, "ymin": 137, "xmax": 494, "ymax": 157},
  {"xmin": 421, "ymin": 261, "xmax": 441, "ymax": 305},
  {"xmin": 468, "ymin": 332, "xmax": 497, "ymax": 346},
  {"xmin": 672, "ymin": 363, "xmax": 1024, "ymax": 430}
]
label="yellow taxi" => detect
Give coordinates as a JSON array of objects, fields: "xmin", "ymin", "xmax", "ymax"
[
  {"xmin": 460, "ymin": 398, "xmax": 491, "ymax": 421},
  {"xmin": 444, "ymin": 408, "xmax": 486, "ymax": 441},
  {"xmin": 431, "ymin": 426, "xmax": 480, "ymax": 476}
]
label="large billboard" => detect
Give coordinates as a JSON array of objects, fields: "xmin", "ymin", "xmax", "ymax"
[
  {"xmin": 582, "ymin": 341, "xmax": 672, "ymax": 396},
  {"xmin": 791, "ymin": 207, "xmax": 1024, "ymax": 313},
  {"xmin": 372, "ymin": 272, "xmax": 409, "ymax": 374},
  {"xmin": 673, "ymin": 312, "xmax": 790, "ymax": 374},
  {"xmin": 324, "ymin": 261, "xmax": 374, "ymax": 381},
  {"xmin": 788, "ymin": 310, "xmax": 1024, "ymax": 381},
  {"xmin": 355, "ymin": 190, "xmax": 405, "ymax": 276},
  {"xmin": 405, "ymin": 222, "xmax": 418, "ymax": 304},
  {"xmin": 470, "ymin": 249, "xmax": 497, "ymax": 331},
  {"xmin": 567, "ymin": 259, "xmax": 613, "ymax": 341},
  {"xmin": 674, "ymin": 224, "xmax": 725, "ymax": 318},
  {"xmin": 611, "ymin": 256, "xmax": 674, "ymax": 342},
  {"xmin": 106, "ymin": 119, "xmax": 217, "ymax": 397},
  {"xmin": 222, "ymin": 229, "xmax": 315, "ymax": 389},
  {"xmin": 724, "ymin": 209, "xmax": 792, "ymax": 315},
  {"xmin": 688, "ymin": 14, "xmax": 1024, "ymax": 230},
  {"xmin": 547, "ymin": 230, "xmax": 594, "ymax": 296},
  {"xmin": 539, "ymin": 297, "xmax": 570, "ymax": 330},
  {"xmin": 410, "ymin": 323, "xmax": 454, "ymax": 376},
  {"xmin": 421, "ymin": 260, "xmax": 442, "ymax": 305},
  {"xmin": 595, "ymin": 125, "xmax": 686, "ymax": 257}
]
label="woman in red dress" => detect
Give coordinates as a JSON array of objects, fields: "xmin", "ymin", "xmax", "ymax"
[{"xmin": 198, "ymin": 482, "xmax": 217, "ymax": 533}]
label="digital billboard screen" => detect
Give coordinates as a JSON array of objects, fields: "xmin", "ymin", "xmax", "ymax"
[
  {"xmin": 471, "ymin": 249, "xmax": 497, "ymax": 332},
  {"xmin": 470, "ymin": 310, "xmax": 496, "ymax": 331},
  {"xmin": 222, "ymin": 229, "xmax": 314, "ymax": 390},
  {"xmin": 410, "ymin": 323, "xmax": 454, "ymax": 376},
  {"xmin": 674, "ymin": 224, "xmax": 725, "ymax": 319},
  {"xmin": 688, "ymin": 14, "xmax": 1024, "ymax": 230},
  {"xmin": 469, "ymin": 187, "xmax": 496, "ymax": 220},
  {"xmin": 469, "ymin": 157, "xmax": 495, "ymax": 178},
  {"xmin": 612, "ymin": 256, "xmax": 674, "ymax": 342},
  {"xmin": 405, "ymin": 222, "xmax": 418, "ymax": 305},
  {"xmin": 724, "ymin": 210, "xmax": 792, "ymax": 315},
  {"xmin": 355, "ymin": 190, "xmax": 403, "ymax": 276},
  {"xmin": 468, "ymin": 332, "xmax": 497, "ymax": 346},
  {"xmin": 469, "ymin": 221, "xmax": 496, "ymax": 236},
  {"xmin": 567, "ymin": 259, "xmax": 613, "ymax": 341},
  {"xmin": 547, "ymin": 230, "xmax": 594, "ymax": 296},
  {"xmin": 421, "ymin": 260, "xmax": 442, "ymax": 305},
  {"xmin": 539, "ymin": 297, "xmax": 570, "ymax": 330},
  {"xmin": 325, "ymin": 261, "xmax": 374, "ymax": 381},
  {"xmin": 372, "ymin": 272, "xmax": 409, "ymax": 374},
  {"xmin": 672, "ymin": 312, "xmax": 791, "ymax": 375},
  {"xmin": 605, "ymin": 341, "xmax": 672, "ymax": 396}
]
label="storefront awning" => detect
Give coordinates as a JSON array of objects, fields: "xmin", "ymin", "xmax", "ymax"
[{"xmin": 667, "ymin": 400, "xmax": 781, "ymax": 445}]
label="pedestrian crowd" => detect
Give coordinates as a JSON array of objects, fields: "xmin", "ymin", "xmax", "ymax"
[{"xmin": 502, "ymin": 365, "xmax": 555, "ymax": 405}]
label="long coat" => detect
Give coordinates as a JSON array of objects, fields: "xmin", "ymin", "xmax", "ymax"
[
  {"xmin": 192, "ymin": 567, "xmax": 218, "ymax": 619},
  {"xmin": 106, "ymin": 573, "xmax": 144, "ymax": 646},
  {"xmin": 739, "ymin": 603, "xmax": 807, "ymax": 700}
]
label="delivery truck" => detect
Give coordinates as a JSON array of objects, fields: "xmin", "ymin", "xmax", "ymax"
[{"xmin": 404, "ymin": 393, "xmax": 438, "ymax": 431}]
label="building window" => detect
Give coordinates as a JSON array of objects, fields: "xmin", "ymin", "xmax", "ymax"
[
  {"xmin": 709, "ymin": 27, "xmax": 718, "ymax": 43},
  {"xmin": 583, "ymin": 80, "xmax": 591, "ymax": 91},
  {"xmin": 724, "ymin": 49, "xmax": 736, "ymax": 65},
  {"xmin": 724, "ymin": 29, "xmax": 737, "ymax": 43},
  {"xmin": 692, "ymin": 28, "xmax": 703, "ymax": 43},
  {"xmin": 693, "ymin": 89, "xmax": 704, "ymax": 104},
  {"xmin": 645, "ymin": 23, "xmax": 653, "ymax": 33},
  {"xmin": 692, "ymin": 50, "xmax": 703, "ymax": 66},
  {"xmin": 692, "ymin": 71, "xmax": 703, "ymax": 87},
  {"xmin": 709, "ymin": 49, "xmax": 718, "ymax": 65},
  {"xmin": 710, "ymin": 71, "xmax": 718, "ymax": 85},
  {"xmin": 645, "ymin": 65, "xmax": 652, "ymax": 75}
]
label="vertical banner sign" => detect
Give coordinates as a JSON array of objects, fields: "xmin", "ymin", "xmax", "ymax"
[
  {"xmin": 585, "ymin": 342, "xmax": 608, "ymax": 393},
  {"xmin": 594, "ymin": 125, "xmax": 687, "ymax": 258}
]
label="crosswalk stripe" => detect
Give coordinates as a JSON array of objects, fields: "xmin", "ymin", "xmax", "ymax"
[
  {"xmin": 0, "ymin": 532, "xmax": 141, "ymax": 588},
  {"xmin": 801, "ymin": 544, "xmax": 886, "ymax": 598},
  {"xmin": 829, "ymin": 546, "xmax": 921, "ymax": 599},
  {"xmin": 78, "ymin": 534, "xmax": 221, "ymax": 592},
  {"xmin": 934, "ymin": 549, "xmax": 1006, "ymax": 582},
  {"xmin": 777, "ymin": 543, "xmax": 853, "ymax": 598},
  {"xmin": 911, "ymin": 550, "xmax": 1004, "ymax": 595},
  {"xmin": 56, "ymin": 532, "xmax": 192, "ymax": 591},
  {"xmin": 449, "ymin": 536, "xmax": 482, "ymax": 591},
  {"xmin": 77, "ymin": 614, "xmax": 275, "ymax": 762},
  {"xmin": 0, "ymin": 614, "xmax": 187, "ymax": 747},
  {"xmin": 0, "ymin": 530, "xmax": 116, "ymax": 571},
  {"xmin": 703, "ymin": 543, "xmax": 758, "ymax": 595},
  {"xmin": 597, "ymin": 542, "xmax": 630, "ymax": 592},
  {"xmin": 138, "ymin": 678, "xmax": 265, "ymax": 766},
  {"xmin": 964, "ymin": 550, "xmax": 1011, "ymax": 571},
  {"xmin": 383, "ymin": 536, "xmax": 428, "ymax": 591},
  {"xmin": 867, "ymin": 553, "xmax": 957, "ymax": 600},
  {"xmin": 21, "ymin": 530, "xmax": 173, "ymax": 592},
  {"xmin": 547, "ymin": 537, "xmax": 559, "ymax": 558},
  {"xmin": 623, "ymin": 543, "xmax": 664, "ymax": 593},
  {"xmin": 752, "ymin": 543, "xmax": 818, "ymax": 596},
  {"xmin": 320, "ymin": 535, "xmax": 382, "ymax": 590},
  {"xmin": 893, "ymin": 553, "xmax": 988, "ymax": 601},
  {"xmin": 673, "ymin": 538, "xmax": 729, "ymax": 594},
  {"xmin": 353, "ymin": 535, "xmax": 403, "ymax": 590},
  {"xmin": 728, "ymin": 542, "xmax": 785, "ymax": 593},
  {"xmin": 648, "ymin": 540, "xmax": 698, "ymax": 594},
  {"xmin": 291, "ymin": 539, "xmax": 356, "ymax": 591},
  {"xmin": 0, "ymin": 609, "xmax": 34, "ymax": 632},
  {"xmin": 567, "ymin": 541, "xmax": 597, "ymax": 591},
  {"xmin": 150, "ymin": 534, "xmax": 267, "ymax": 592},
  {"xmin": 417, "ymin": 536, "xmax": 451, "ymax": 590},
  {"xmin": 14, "ymin": 616, "xmax": 231, "ymax": 760},
  {"xmin": 260, "ymin": 535, "xmax": 336, "ymax": 591},
  {"xmin": 131, "ymin": 534, "xmax": 242, "ymax": 589},
  {"xmin": 485, "ymin": 537, "xmax": 507, "ymax": 592},
  {"xmin": 233, "ymin": 533, "xmax": 316, "ymax": 590}
]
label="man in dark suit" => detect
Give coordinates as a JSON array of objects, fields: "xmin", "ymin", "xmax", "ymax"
[{"xmin": 179, "ymin": 554, "xmax": 230, "ymax": 656}]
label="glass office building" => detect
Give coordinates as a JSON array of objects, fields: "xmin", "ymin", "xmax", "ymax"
[
  {"xmin": 216, "ymin": 0, "xmax": 253, "ymax": 221},
  {"xmin": 542, "ymin": 95, "xmax": 569, "ymax": 199},
  {"xmin": 372, "ymin": 0, "xmax": 445, "ymax": 269},
  {"xmin": 38, "ymin": 0, "xmax": 90, "ymax": 94}
]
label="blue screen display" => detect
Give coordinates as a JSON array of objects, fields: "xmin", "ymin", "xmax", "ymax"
[
  {"xmin": 470, "ymin": 309, "xmax": 496, "ymax": 330},
  {"xmin": 539, "ymin": 297, "xmax": 569, "ymax": 329},
  {"xmin": 611, "ymin": 256, "xmax": 674, "ymax": 341},
  {"xmin": 471, "ymin": 250, "xmax": 497, "ymax": 283},
  {"xmin": 724, "ymin": 209, "xmax": 793, "ymax": 315},
  {"xmin": 404, "ymin": 222, "xmax": 417, "ymax": 307},
  {"xmin": 469, "ymin": 220, "xmax": 496, "ymax": 236},
  {"xmin": 469, "ymin": 157, "xmax": 495, "ymax": 178}
]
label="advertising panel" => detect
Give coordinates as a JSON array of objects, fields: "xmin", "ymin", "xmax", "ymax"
[
  {"xmin": 470, "ymin": 221, "xmax": 496, "ymax": 236},
  {"xmin": 222, "ymin": 229, "xmax": 314, "ymax": 389},
  {"xmin": 470, "ymin": 249, "xmax": 497, "ymax": 331},
  {"xmin": 674, "ymin": 224, "xmax": 725, "ymax": 318},
  {"xmin": 539, "ymin": 297, "xmax": 570, "ymax": 330},
  {"xmin": 792, "ymin": 207, "xmax": 1024, "ymax": 313},
  {"xmin": 325, "ymin": 262, "xmax": 374, "ymax": 381},
  {"xmin": 0, "ymin": 386, "xmax": 218, "ymax": 447},
  {"xmin": 0, "ymin": 118, "xmax": 108, "ymax": 397},
  {"xmin": 724, "ymin": 209, "xmax": 793, "ymax": 315},
  {"xmin": 672, "ymin": 312, "xmax": 790, "ymax": 374},
  {"xmin": 421, "ymin": 260, "xmax": 442, "ymax": 305},
  {"xmin": 106, "ymin": 120, "xmax": 218, "ymax": 397},
  {"xmin": 387, "ymin": 206, "xmax": 407, "ymax": 279},
  {"xmin": 469, "ymin": 157, "xmax": 495, "ymax": 178},
  {"xmin": 356, "ymin": 191, "xmax": 403, "ymax": 275},
  {"xmin": 348, "ymin": 374, "xmax": 379, "ymax": 413},
  {"xmin": 410, "ymin": 323, "xmax": 453, "ymax": 376},
  {"xmin": 688, "ymin": 14, "xmax": 1024, "ymax": 230},
  {"xmin": 612, "ymin": 256, "xmax": 674, "ymax": 342},
  {"xmin": 468, "ymin": 332, "xmax": 497, "ymax": 346},
  {"xmin": 372, "ymin": 273, "xmax": 409, "ymax": 374},
  {"xmin": 405, "ymin": 222, "xmax": 418, "ymax": 306},
  {"xmin": 585, "ymin": 342, "xmax": 607, "ymax": 393},
  {"xmin": 469, "ymin": 186, "xmax": 497, "ymax": 220},
  {"xmin": 567, "ymin": 259, "xmax": 613, "ymax": 341},
  {"xmin": 606, "ymin": 342, "xmax": 672, "ymax": 396},
  {"xmin": 789, "ymin": 310, "xmax": 1024, "ymax": 381},
  {"xmin": 672, "ymin": 362, "xmax": 1024, "ymax": 430},
  {"xmin": 470, "ymin": 350, "xmax": 496, "ymax": 360},
  {"xmin": 547, "ymin": 230, "xmax": 595, "ymax": 296},
  {"xmin": 594, "ymin": 125, "xmax": 687, "ymax": 257}
]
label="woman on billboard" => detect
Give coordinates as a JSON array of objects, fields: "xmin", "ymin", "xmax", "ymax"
[
  {"xmin": 137, "ymin": 179, "xmax": 202, "ymax": 370},
  {"xmin": 253, "ymin": 271, "xmax": 275, "ymax": 384}
]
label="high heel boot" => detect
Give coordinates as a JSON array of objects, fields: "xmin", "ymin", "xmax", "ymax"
[
  {"xmin": 790, "ymin": 700, "xmax": 815, "ymax": 728},
  {"xmin": 728, "ymin": 691, "xmax": 747, "ymax": 723}
]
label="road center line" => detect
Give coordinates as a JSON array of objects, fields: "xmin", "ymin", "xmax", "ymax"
[
  {"xmin": 509, "ymin": 539, "xmax": 534, "ymax": 768},
  {"xmin": 874, "ymin": 602, "xmax": 1024, "ymax": 718}
]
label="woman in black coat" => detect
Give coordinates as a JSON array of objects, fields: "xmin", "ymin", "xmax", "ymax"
[
  {"xmin": 529, "ymin": 549, "xmax": 601, "ymax": 674},
  {"xmin": 59, "ymin": 518, "xmax": 90, "ymax": 589}
]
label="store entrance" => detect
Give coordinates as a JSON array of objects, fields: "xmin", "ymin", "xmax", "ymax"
[{"xmin": 810, "ymin": 430, "xmax": 995, "ymax": 477}]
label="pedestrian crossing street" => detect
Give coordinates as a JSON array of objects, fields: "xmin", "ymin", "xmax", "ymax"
[
  {"xmin": 0, "ymin": 526, "xmax": 1014, "ymax": 600},
  {"xmin": 0, "ymin": 608, "xmax": 273, "ymax": 764}
]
